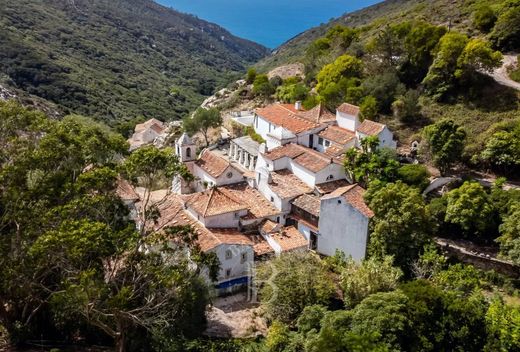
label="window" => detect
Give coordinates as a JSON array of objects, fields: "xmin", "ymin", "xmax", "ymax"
[
  {"xmin": 225, "ymin": 268, "xmax": 232, "ymax": 278},
  {"xmin": 310, "ymin": 232, "xmax": 318, "ymax": 250},
  {"xmin": 318, "ymin": 137, "xmax": 324, "ymax": 146},
  {"xmin": 226, "ymin": 171, "xmax": 233, "ymax": 179},
  {"xmin": 277, "ymin": 216, "xmax": 280, "ymax": 223},
  {"xmin": 234, "ymin": 212, "xmax": 240, "ymax": 219},
  {"xmin": 326, "ymin": 175, "xmax": 334, "ymax": 181},
  {"xmin": 270, "ymin": 196, "xmax": 274, "ymax": 202},
  {"xmin": 338, "ymin": 200, "xmax": 342, "ymax": 204},
  {"xmin": 324, "ymin": 140, "xmax": 331, "ymax": 147},
  {"xmin": 241, "ymin": 252, "xmax": 247, "ymax": 263},
  {"xmin": 186, "ymin": 147, "xmax": 191, "ymax": 158},
  {"xmin": 225, "ymin": 249, "xmax": 232, "ymax": 260}
]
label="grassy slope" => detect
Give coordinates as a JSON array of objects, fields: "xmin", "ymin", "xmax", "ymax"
[{"xmin": 0, "ymin": 0, "xmax": 269, "ymax": 125}]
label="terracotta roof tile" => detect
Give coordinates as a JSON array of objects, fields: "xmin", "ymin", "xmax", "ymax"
[
  {"xmin": 337, "ymin": 103, "xmax": 360, "ymax": 116},
  {"xmin": 115, "ymin": 177, "xmax": 140, "ymax": 202},
  {"xmin": 263, "ymin": 144, "xmax": 339, "ymax": 173},
  {"xmin": 260, "ymin": 219, "xmax": 280, "ymax": 234},
  {"xmin": 324, "ymin": 184, "xmax": 374, "ymax": 218},
  {"xmin": 318, "ymin": 125, "xmax": 356, "ymax": 145},
  {"xmin": 357, "ymin": 119, "xmax": 385, "ymax": 136},
  {"xmin": 255, "ymin": 104, "xmax": 320, "ymax": 134},
  {"xmin": 250, "ymin": 234, "xmax": 275, "ymax": 256},
  {"xmin": 220, "ymin": 183, "xmax": 281, "ymax": 220},
  {"xmin": 299, "ymin": 103, "xmax": 336, "ymax": 124},
  {"xmin": 314, "ymin": 179, "xmax": 352, "ymax": 195},
  {"xmin": 186, "ymin": 187, "xmax": 247, "ymax": 217},
  {"xmin": 195, "ymin": 149, "xmax": 236, "ymax": 178},
  {"xmin": 135, "ymin": 118, "xmax": 164, "ymax": 133},
  {"xmin": 271, "ymin": 226, "xmax": 308, "ymax": 252},
  {"xmin": 269, "ymin": 169, "xmax": 313, "ymax": 199},
  {"xmin": 262, "ymin": 143, "xmax": 305, "ymax": 161},
  {"xmin": 324, "ymin": 145, "xmax": 345, "ymax": 158},
  {"xmin": 292, "ymin": 194, "xmax": 321, "ymax": 217}
]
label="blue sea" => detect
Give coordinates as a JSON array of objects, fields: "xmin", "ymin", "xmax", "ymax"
[{"xmin": 156, "ymin": 0, "xmax": 382, "ymax": 48}]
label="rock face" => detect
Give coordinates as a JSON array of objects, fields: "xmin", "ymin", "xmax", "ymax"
[
  {"xmin": 0, "ymin": 84, "xmax": 16, "ymax": 101},
  {"xmin": 268, "ymin": 63, "xmax": 305, "ymax": 80}
]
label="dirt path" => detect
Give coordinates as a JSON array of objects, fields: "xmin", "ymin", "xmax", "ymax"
[{"xmin": 490, "ymin": 54, "xmax": 520, "ymax": 91}]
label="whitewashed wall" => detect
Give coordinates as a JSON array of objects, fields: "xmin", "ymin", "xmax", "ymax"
[
  {"xmin": 317, "ymin": 197, "xmax": 369, "ymax": 261},
  {"xmin": 336, "ymin": 111, "xmax": 359, "ymax": 132},
  {"xmin": 314, "ymin": 164, "xmax": 347, "ymax": 185},
  {"xmin": 212, "ymin": 244, "xmax": 254, "ymax": 283}
]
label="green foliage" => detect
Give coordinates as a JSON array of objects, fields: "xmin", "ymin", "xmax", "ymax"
[
  {"xmin": 422, "ymin": 119, "xmax": 466, "ymax": 175},
  {"xmin": 497, "ymin": 205, "xmax": 520, "ymax": 264},
  {"xmin": 473, "ymin": 5, "xmax": 497, "ymax": 32},
  {"xmin": 361, "ymin": 72, "xmax": 405, "ymax": 114},
  {"xmin": 0, "ymin": 0, "xmax": 268, "ymax": 124},
  {"xmin": 490, "ymin": 5, "xmax": 520, "ymax": 51},
  {"xmin": 485, "ymin": 298, "xmax": 520, "ymax": 351},
  {"xmin": 481, "ymin": 124, "xmax": 520, "ymax": 174},
  {"xmin": 183, "ymin": 108, "xmax": 223, "ymax": 146},
  {"xmin": 296, "ymin": 305, "xmax": 328, "ymax": 336},
  {"xmin": 444, "ymin": 182, "xmax": 496, "ymax": 238},
  {"xmin": 245, "ymin": 126, "xmax": 266, "ymax": 144},
  {"xmin": 344, "ymin": 137, "xmax": 400, "ymax": 188},
  {"xmin": 275, "ymin": 82, "xmax": 309, "ymax": 103},
  {"xmin": 253, "ymin": 74, "xmax": 276, "ymax": 98},
  {"xmin": 392, "ymin": 90, "xmax": 421, "ymax": 123},
  {"xmin": 366, "ymin": 181, "xmax": 432, "ymax": 272},
  {"xmin": 397, "ymin": 164, "xmax": 430, "ymax": 190},
  {"xmin": 247, "ymin": 68, "xmax": 258, "ymax": 84},
  {"xmin": 316, "ymin": 54, "xmax": 363, "ymax": 96},
  {"xmin": 359, "ymin": 96, "xmax": 378, "ymax": 120},
  {"xmin": 256, "ymin": 252, "xmax": 336, "ymax": 324},
  {"xmin": 432, "ymin": 263, "xmax": 483, "ymax": 295},
  {"xmin": 340, "ymin": 256, "xmax": 403, "ymax": 308},
  {"xmin": 265, "ymin": 321, "xmax": 292, "ymax": 352}
]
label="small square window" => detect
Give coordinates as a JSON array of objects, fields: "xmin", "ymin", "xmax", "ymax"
[
  {"xmin": 324, "ymin": 140, "xmax": 331, "ymax": 147},
  {"xmin": 241, "ymin": 252, "xmax": 247, "ymax": 263},
  {"xmin": 225, "ymin": 268, "xmax": 231, "ymax": 278},
  {"xmin": 270, "ymin": 196, "xmax": 274, "ymax": 202},
  {"xmin": 318, "ymin": 137, "xmax": 324, "ymax": 145}
]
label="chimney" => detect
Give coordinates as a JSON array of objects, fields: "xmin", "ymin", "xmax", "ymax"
[{"xmin": 295, "ymin": 101, "xmax": 302, "ymax": 111}]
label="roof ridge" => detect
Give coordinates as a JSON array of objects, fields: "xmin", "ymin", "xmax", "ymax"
[{"xmin": 203, "ymin": 188, "xmax": 216, "ymax": 217}]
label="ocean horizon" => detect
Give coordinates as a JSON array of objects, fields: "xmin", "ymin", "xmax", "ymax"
[{"xmin": 156, "ymin": 0, "xmax": 381, "ymax": 48}]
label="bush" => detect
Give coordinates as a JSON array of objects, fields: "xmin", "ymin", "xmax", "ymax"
[
  {"xmin": 397, "ymin": 164, "xmax": 430, "ymax": 190},
  {"xmin": 490, "ymin": 6, "xmax": 520, "ymax": 51},
  {"xmin": 473, "ymin": 5, "xmax": 497, "ymax": 32}
]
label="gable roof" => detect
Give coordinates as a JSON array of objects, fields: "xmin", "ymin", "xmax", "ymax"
[
  {"xmin": 185, "ymin": 187, "xmax": 248, "ymax": 217},
  {"xmin": 292, "ymin": 194, "xmax": 321, "ymax": 217},
  {"xmin": 262, "ymin": 143, "xmax": 340, "ymax": 173},
  {"xmin": 319, "ymin": 125, "xmax": 356, "ymax": 145},
  {"xmin": 220, "ymin": 183, "xmax": 281, "ymax": 220},
  {"xmin": 357, "ymin": 120, "xmax": 386, "ymax": 136},
  {"xmin": 271, "ymin": 226, "xmax": 308, "ymax": 252},
  {"xmin": 323, "ymin": 184, "xmax": 374, "ymax": 218},
  {"xmin": 255, "ymin": 104, "xmax": 320, "ymax": 134},
  {"xmin": 299, "ymin": 103, "xmax": 336, "ymax": 124},
  {"xmin": 337, "ymin": 103, "xmax": 360, "ymax": 116},
  {"xmin": 195, "ymin": 149, "xmax": 239, "ymax": 179},
  {"xmin": 115, "ymin": 177, "xmax": 140, "ymax": 202},
  {"xmin": 269, "ymin": 169, "xmax": 313, "ymax": 199},
  {"xmin": 135, "ymin": 118, "xmax": 165, "ymax": 133}
]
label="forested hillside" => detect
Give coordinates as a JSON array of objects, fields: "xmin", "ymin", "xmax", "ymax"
[
  {"xmin": 258, "ymin": 0, "xmax": 516, "ymax": 70},
  {"xmin": 0, "ymin": 0, "xmax": 269, "ymax": 125}
]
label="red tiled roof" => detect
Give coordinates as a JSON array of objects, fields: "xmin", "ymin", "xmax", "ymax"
[
  {"xmin": 135, "ymin": 118, "xmax": 164, "ymax": 133},
  {"xmin": 269, "ymin": 169, "xmax": 313, "ymax": 199},
  {"xmin": 357, "ymin": 120, "xmax": 385, "ymax": 136},
  {"xmin": 260, "ymin": 219, "xmax": 280, "ymax": 234},
  {"xmin": 337, "ymin": 103, "xmax": 360, "ymax": 116},
  {"xmin": 220, "ymin": 183, "xmax": 281, "ymax": 220},
  {"xmin": 195, "ymin": 149, "xmax": 234, "ymax": 179},
  {"xmin": 324, "ymin": 145, "xmax": 345, "ymax": 158},
  {"xmin": 324, "ymin": 184, "xmax": 374, "ymax": 218},
  {"xmin": 263, "ymin": 143, "xmax": 340, "ymax": 173},
  {"xmin": 251, "ymin": 234, "xmax": 275, "ymax": 256},
  {"xmin": 318, "ymin": 125, "xmax": 356, "ymax": 145},
  {"xmin": 314, "ymin": 179, "xmax": 352, "ymax": 195},
  {"xmin": 271, "ymin": 226, "xmax": 308, "ymax": 252},
  {"xmin": 299, "ymin": 103, "xmax": 336, "ymax": 124},
  {"xmin": 292, "ymin": 194, "xmax": 321, "ymax": 217},
  {"xmin": 255, "ymin": 104, "xmax": 320, "ymax": 134},
  {"xmin": 153, "ymin": 194, "xmax": 255, "ymax": 252},
  {"xmin": 186, "ymin": 187, "xmax": 247, "ymax": 217},
  {"xmin": 115, "ymin": 177, "xmax": 140, "ymax": 202}
]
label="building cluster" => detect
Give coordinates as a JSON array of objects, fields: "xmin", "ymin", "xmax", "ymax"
[
  {"xmin": 127, "ymin": 118, "xmax": 170, "ymax": 151},
  {"xmin": 125, "ymin": 102, "xmax": 396, "ymax": 295}
]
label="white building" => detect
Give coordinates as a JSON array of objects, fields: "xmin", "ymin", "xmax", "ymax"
[{"xmin": 128, "ymin": 118, "xmax": 168, "ymax": 151}]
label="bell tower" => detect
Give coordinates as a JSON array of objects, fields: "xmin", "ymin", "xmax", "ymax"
[{"xmin": 176, "ymin": 133, "xmax": 196, "ymax": 162}]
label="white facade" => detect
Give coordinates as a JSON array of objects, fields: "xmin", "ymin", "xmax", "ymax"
[
  {"xmin": 192, "ymin": 164, "xmax": 244, "ymax": 192},
  {"xmin": 336, "ymin": 110, "xmax": 359, "ymax": 132},
  {"xmin": 317, "ymin": 196, "xmax": 370, "ymax": 261},
  {"xmin": 211, "ymin": 244, "xmax": 254, "ymax": 294},
  {"xmin": 356, "ymin": 126, "xmax": 397, "ymax": 149}
]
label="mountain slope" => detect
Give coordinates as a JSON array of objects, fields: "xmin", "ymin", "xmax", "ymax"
[
  {"xmin": 0, "ymin": 0, "xmax": 269, "ymax": 124},
  {"xmin": 257, "ymin": 0, "xmax": 482, "ymax": 70}
]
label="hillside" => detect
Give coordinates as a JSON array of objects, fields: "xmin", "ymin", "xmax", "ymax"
[
  {"xmin": 0, "ymin": 0, "xmax": 269, "ymax": 124},
  {"xmin": 258, "ymin": 0, "xmax": 487, "ymax": 70}
]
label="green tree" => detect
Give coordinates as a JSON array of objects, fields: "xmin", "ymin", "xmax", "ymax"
[
  {"xmin": 397, "ymin": 164, "xmax": 430, "ymax": 190},
  {"xmin": 485, "ymin": 298, "xmax": 520, "ymax": 351},
  {"xmin": 253, "ymin": 74, "xmax": 275, "ymax": 98},
  {"xmin": 444, "ymin": 181, "xmax": 496, "ymax": 238},
  {"xmin": 359, "ymin": 95, "xmax": 378, "ymax": 120},
  {"xmin": 473, "ymin": 5, "xmax": 497, "ymax": 32},
  {"xmin": 246, "ymin": 68, "xmax": 257, "ymax": 84},
  {"xmin": 422, "ymin": 119, "xmax": 466, "ymax": 175},
  {"xmin": 183, "ymin": 107, "xmax": 223, "ymax": 147},
  {"xmin": 340, "ymin": 256, "xmax": 402, "ymax": 308},
  {"xmin": 265, "ymin": 321, "xmax": 292, "ymax": 352},
  {"xmin": 276, "ymin": 82, "xmax": 309, "ymax": 103},
  {"xmin": 316, "ymin": 55, "xmax": 363, "ymax": 95},
  {"xmin": 350, "ymin": 291, "xmax": 410, "ymax": 351},
  {"xmin": 366, "ymin": 181, "xmax": 432, "ymax": 272},
  {"xmin": 481, "ymin": 126, "xmax": 520, "ymax": 175},
  {"xmin": 392, "ymin": 90, "xmax": 421, "ymax": 123},
  {"xmin": 361, "ymin": 72, "xmax": 405, "ymax": 114},
  {"xmin": 490, "ymin": 6, "xmax": 520, "ymax": 51},
  {"xmin": 296, "ymin": 305, "xmax": 328, "ymax": 335},
  {"xmin": 497, "ymin": 205, "xmax": 520, "ymax": 265},
  {"xmin": 455, "ymin": 38, "xmax": 503, "ymax": 80},
  {"xmin": 344, "ymin": 137, "xmax": 400, "ymax": 188},
  {"xmin": 256, "ymin": 252, "xmax": 336, "ymax": 324}
]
